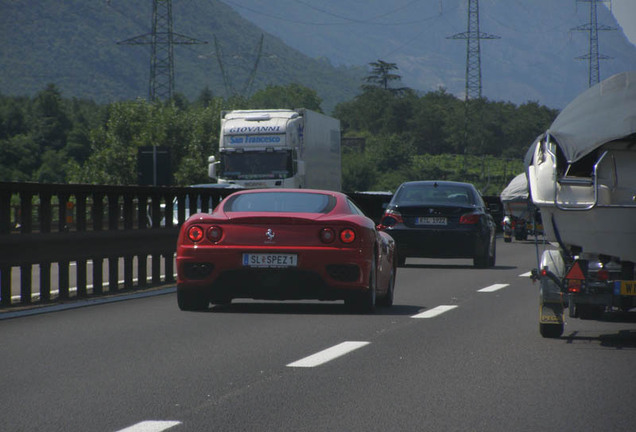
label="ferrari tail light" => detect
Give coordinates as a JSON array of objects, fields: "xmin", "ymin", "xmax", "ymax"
[
  {"xmin": 380, "ymin": 209, "xmax": 403, "ymax": 227},
  {"xmin": 320, "ymin": 228, "xmax": 336, "ymax": 244},
  {"xmin": 207, "ymin": 225, "xmax": 223, "ymax": 242},
  {"xmin": 460, "ymin": 213, "xmax": 480, "ymax": 224},
  {"xmin": 340, "ymin": 228, "xmax": 356, "ymax": 244},
  {"xmin": 187, "ymin": 225, "xmax": 204, "ymax": 242}
]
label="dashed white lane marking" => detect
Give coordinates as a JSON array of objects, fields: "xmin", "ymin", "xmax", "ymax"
[
  {"xmin": 116, "ymin": 420, "xmax": 181, "ymax": 432},
  {"xmin": 287, "ymin": 341, "xmax": 370, "ymax": 368},
  {"xmin": 519, "ymin": 271, "xmax": 533, "ymax": 277},
  {"xmin": 477, "ymin": 283, "xmax": 509, "ymax": 293},
  {"xmin": 411, "ymin": 305, "xmax": 458, "ymax": 319}
]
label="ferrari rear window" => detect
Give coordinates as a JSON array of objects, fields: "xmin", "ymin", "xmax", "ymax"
[{"xmin": 225, "ymin": 192, "xmax": 336, "ymax": 213}]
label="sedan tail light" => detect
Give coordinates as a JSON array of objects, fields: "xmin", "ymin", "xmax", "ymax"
[
  {"xmin": 380, "ymin": 210, "xmax": 403, "ymax": 227},
  {"xmin": 459, "ymin": 213, "xmax": 480, "ymax": 224}
]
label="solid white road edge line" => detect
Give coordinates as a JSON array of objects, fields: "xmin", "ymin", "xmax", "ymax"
[
  {"xmin": 411, "ymin": 305, "xmax": 458, "ymax": 319},
  {"xmin": 287, "ymin": 341, "xmax": 370, "ymax": 368},
  {"xmin": 477, "ymin": 283, "xmax": 509, "ymax": 293},
  {"xmin": 115, "ymin": 420, "xmax": 181, "ymax": 432}
]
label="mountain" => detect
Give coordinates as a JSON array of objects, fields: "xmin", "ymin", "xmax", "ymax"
[
  {"xmin": 0, "ymin": 0, "xmax": 363, "ymax": 113},
  {"xmin": 225, "ymin": 0, "xmax": 636, "ymax": 109},
  {"xmin": 1, "ymin": 1, "xmax": 635, "ymax": 114}
]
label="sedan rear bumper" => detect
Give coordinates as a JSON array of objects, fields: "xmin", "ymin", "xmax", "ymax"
[{"xmin": 386, "ymin": 228, "xmax": 486, "ymax": 259}]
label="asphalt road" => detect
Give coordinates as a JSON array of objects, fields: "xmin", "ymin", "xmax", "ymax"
[{"xmin": 1, "ymin": 239, "xmax": 634, "ymax": 432}]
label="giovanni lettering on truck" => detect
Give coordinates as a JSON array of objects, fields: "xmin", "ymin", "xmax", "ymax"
[{"xmin": 208, "ymin": 109, "xmax": 341, "ymax": 191}]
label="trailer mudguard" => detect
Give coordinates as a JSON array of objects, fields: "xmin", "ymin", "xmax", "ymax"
[{"xmin": 539, "ymin": 249, "xmax": 566, "ymax": 325}]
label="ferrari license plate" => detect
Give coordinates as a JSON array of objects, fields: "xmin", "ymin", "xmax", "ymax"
[
  {"xmin": 243, "ymin": 253, "xmax": 298, "ymax": 268},
  {"xmin": 616, "ymin": 280, "xmax": 636, "ymax": 295},
  {"xmin": 416, "ymin": 217, "xmax": 447, "ymax": 225}
]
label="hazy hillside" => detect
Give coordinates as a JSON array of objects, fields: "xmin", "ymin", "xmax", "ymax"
[
  {"xmin": 0, "ymin": 0, "xmax": 363, "ymax": 113},
  {"xmin": 225, "ymin": 0, "xmax": 636, "ymax": 109}
]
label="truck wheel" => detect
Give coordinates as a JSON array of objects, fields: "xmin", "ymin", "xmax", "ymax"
[{"xmin": 540, "ymin": 323, "xmax": 564, "ymax": 338}]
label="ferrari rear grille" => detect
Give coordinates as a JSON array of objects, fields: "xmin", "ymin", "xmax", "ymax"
[
  {"xmin": 326, "ymin": 264, "xmax": 360, "ymax": 282},
  {"xmin": 184, "ymin": 262, "xmax": 214, "ymax": 280}
]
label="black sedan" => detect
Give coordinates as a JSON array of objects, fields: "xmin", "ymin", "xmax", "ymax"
[{"xmin": 378, "ymin": 180, "xmax": 496, "ymax": 268}]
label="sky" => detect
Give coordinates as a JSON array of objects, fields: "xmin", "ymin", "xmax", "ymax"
[{"xmin": 611, "ymin": 0, "xmax": 636, "ymax": 45}]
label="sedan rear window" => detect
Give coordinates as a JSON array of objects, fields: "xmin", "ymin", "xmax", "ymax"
[
  {"xmin": 395, "ymin": 185, "xmax": 474, "ymax": 205},
  {"xmin": 225, "ymin": 192, "xmax": 336, "ymax": 213}
]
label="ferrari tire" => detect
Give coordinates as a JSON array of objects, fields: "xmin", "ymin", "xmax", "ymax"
[
  {"xmin": 177, "ymin": 288, "xmax": 209, "ymax": 311},
  {"xmin": 377, "ymin": 265, "xmax": 395, "ymax": 308},
  {"xmin": 347, "ymin": 259, "xmax": 377, "ymax": 313}
]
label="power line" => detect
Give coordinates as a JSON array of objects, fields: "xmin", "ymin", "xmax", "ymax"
[
  {"xmin": 572, "ymin": 0, "xmax": 615, "ymax": 87},
  {"xmin": 117, "ymin": 0, "xmax": 207, "ymax": 101}
]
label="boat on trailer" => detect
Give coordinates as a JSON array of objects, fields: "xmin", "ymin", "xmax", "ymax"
[{"xmin": 526, "ymin": 71, "xmax": 636, "ymax": 337}]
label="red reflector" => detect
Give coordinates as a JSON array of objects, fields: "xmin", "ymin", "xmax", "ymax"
[
  {"xmin": 187, "ymin": 225, "xmax": 204, "ymax": 242},
  {"xmin": 596, "ymin": 269, "xmax": 609, "ymax": 281},
  {"xmin": 340, "ymin": 228, "xmax": 356, "ymax": 244},
  {"xmin": 565, "ymin": 261, "xmax": 585, "ymax": 280}
]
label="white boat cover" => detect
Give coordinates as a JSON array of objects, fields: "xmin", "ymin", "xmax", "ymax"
[
  {"xmin": 500, "ymin": 173, "xmax": 528, "ymax": 202},
  {"xmin": 543, "ymin": 71, "xmax": 636, "ymax": 163}
]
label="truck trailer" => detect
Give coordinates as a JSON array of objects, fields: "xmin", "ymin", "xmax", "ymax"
[{"xmin": 208, "ymin": 109, "xmax": 341, "ymax": 191}]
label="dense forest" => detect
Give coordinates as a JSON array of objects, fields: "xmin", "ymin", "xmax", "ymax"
[{"xmin": 0, "ymin": 67, "xmax": 558, "ymax": 195}]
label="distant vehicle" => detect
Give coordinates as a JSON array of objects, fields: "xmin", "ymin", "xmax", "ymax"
[
  {"xmin": 176, "ymin": 188, "xmax": 396, "ymax": 312},
  {"xmin": 500, "ymin": 173, "xmax": 543, "ymax": 242},
  {"xmin": 378, "ymin": 180, "xmax": 497, "ymax": 268},
  {"xmin": 208, "ymin": 108, "xmax": 341, "ymax": 190}
]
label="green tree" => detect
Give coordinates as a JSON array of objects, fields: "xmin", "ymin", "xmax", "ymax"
[{"xmin": 362, "ymin": 60, "xmax": 408, "ymax": 94}]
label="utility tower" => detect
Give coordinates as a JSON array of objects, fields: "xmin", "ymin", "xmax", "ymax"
[
  {"xmin": 447, "ymin": 0, "xmax": 500, "ymax": 101},
  {"xmin": 572, "ymin": 0, "xmax": 615, "ymax": 87},
  {"xmin": 118, "ymin": 0, "xmax": 207, "ymax": 101}
]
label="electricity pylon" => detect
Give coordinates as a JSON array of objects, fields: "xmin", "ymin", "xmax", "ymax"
[
  {"xmin": 118, "ymin": 0, "xmax": 207, "ymax": 101},
  {"xmin": 572, "ymin": 0, "xmax": 615, "ymax": 87},
  {"xmin": 447, "ymin": 0, "xmax": 500, "ymax": 101}
]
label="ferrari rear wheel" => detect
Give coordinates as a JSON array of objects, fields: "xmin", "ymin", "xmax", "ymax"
[
  {"xmin": 347, "ymin": 258, "xmax": 377, "ymax": 313},
  {"xmin": 377, "ymin": 265, "xmax": 395, "ymax": 308},
  {"xmin": 177, "ymin": 288, "xmax": 209, "ymax": 311}
]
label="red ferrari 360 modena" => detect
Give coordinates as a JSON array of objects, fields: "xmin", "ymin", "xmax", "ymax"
[{"xmin": 176, "ymin": 189, "xmax": 396, "ymax": 312}]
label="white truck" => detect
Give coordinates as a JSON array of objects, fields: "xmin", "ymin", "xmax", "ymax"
[{"xmin": 208, "ymin": 109, "xmax": 341, "ymax": 191}]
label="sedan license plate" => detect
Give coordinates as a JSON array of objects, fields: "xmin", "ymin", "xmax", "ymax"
[
  {"xmin": 243, "ymin": 253, "xmax": 298, "ymax": 268},
  {"xmin": 416, "ymin": 217, "xmax": 447, "ymax": 225},
  {"xmin": 616, "ymin": 280, "xmax": 636, "ymax": 295}
]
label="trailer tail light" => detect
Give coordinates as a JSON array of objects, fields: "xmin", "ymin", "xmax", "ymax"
[
  {"xmin": 567, "ymin": 280, "xmax": 582, "ymax": 293},
  {"xmin": 187, "ymin": 225, "xmax": 204, "ymax": 242}
]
